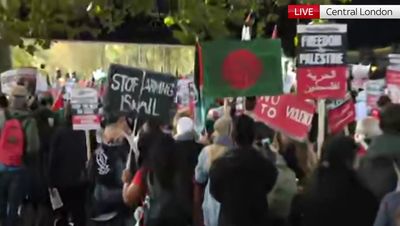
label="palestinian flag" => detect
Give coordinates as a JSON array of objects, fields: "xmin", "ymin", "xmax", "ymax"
[
  {"xmin": 201, "ymin": 39, "xmax": 283, "ymax": 98},
  {"xmin": 194, "ymin": 43, "xmax": 214, "ymax": 134}
]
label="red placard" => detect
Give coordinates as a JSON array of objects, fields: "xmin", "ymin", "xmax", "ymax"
[
  {"xmin": 328, "ymin": 99, "xmax": 356, "ymax": 134},
  {"xmin": 254, "ymin": 94, "xmax": 316, "ymax": 140},
  {"xmin": 72, "ymin": 115, "xmax": 101, "ymax": 130},
  {"xmin": 387, "ymin": 69, "xmax": 400, "ymax": 103},
  {"xmin": 297, "ymin": 66, "xmax": 348, "ymax": 99}
]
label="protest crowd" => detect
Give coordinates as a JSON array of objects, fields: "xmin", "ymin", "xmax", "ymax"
[{"xmin": 2, "ymin": 23, "xmax": 400, "ymax": 226}]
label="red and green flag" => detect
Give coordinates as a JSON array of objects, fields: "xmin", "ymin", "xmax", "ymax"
[{"xmin": 201, "ymin": 39, "xmax": 283, "ymax": 98}]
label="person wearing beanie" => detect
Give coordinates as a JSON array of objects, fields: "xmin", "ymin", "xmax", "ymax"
[
  {"xmin": 194, "ymin": 115, "xmax": 235, "ymax": 226},
  {"xmin": 174, "ymin": 116, "xmax": 204, "ymax": 225}
]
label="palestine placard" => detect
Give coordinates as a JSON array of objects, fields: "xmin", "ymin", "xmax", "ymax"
[
  {"xmin": 70, "ymin": 88, "xmax": 100, "ymax": 131},
  {"xmin": 105, "ymin": 64, "xmax": 177, "ymax": 123},
  {"xmin": 297, "ymin": 66, "xmax": 348, "ymax": 99},
  {"xmin": 296, "ymin": 24, "xmax": 348, "ymax": 99},
  {"xmin": 254, "ymin": 94, "xmax": 315, "ymax": 141}
]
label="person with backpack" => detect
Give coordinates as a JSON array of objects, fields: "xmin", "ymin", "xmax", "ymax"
[
  {"xmin": 209, "ymin": 115, "xmax": 278, "ymax": 226},
  {"xmin": 0, "ymin": 85, "xmax": 40, "ymax": 226},
  {"xmin": 26, "ymin": 93, "xmax": 58, "ymax": 226}
]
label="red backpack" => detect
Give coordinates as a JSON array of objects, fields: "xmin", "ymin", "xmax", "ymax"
[{"xmin": 0, "ymin": 118, "xmax": 25, "ymax": 166}]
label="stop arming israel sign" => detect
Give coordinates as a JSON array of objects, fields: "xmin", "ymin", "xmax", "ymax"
[{"xmin": 254, "ymin": 95, "xmax": 316, "ymax": 140}]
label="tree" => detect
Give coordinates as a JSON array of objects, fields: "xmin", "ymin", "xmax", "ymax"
[{"xmin": 0, "ymin": 0, "xmax": 352, "ymax": 51}]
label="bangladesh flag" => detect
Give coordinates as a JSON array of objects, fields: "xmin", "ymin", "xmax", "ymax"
[{"xmin": 201, "ymin": 39, "xmax": 283, "ymax": 98}]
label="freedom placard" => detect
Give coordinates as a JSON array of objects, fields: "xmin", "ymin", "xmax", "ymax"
[
  {"xmin": 296, "ymin": 24, "xmax": 348, "ymax": 99},
  {"xmin": 254, "ymin": 94, "xmax": 316, "ymax": 140},
  {"xmin": 104, "ymin": 64, "xmax": 177, "ymax": 123}
]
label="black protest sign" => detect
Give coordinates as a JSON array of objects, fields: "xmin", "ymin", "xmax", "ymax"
[
  {"xmin": 297, "ymin": 24, "xmax": 347, "ymax": 66},
  {"xmin": 105, "ymin": 64, "xmax": 177, "ymax": 123}
]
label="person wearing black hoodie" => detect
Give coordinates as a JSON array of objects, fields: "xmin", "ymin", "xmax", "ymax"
[
  {"xmin": 209, "ymin": 114, "xmax": 277, "ymax": 226},
  {"xmin": 174, "ymin": 116, "xmax": 204, "ymax": 225},
  {"xmin": 293, "ymin": 136, "xmax": 378, "ymax": 226},
  {"xmin": 48, "ymin": 103, "xmax": 87, "ymax": 226},
  {"xmin": 88, "ymin": 120, "xmax": 133, "ymax": 226},
  {"xmin": 26, "ymin": 93, "xmax": 58, "ymax": 226}
]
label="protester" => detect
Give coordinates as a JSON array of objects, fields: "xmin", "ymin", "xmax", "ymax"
[
  {"xmin": 253, "ymin": 122, "xmax": 297, "ymax": 226},
  {"xmin": 88, "ymin": 122, "xmax": 133, "ymax": 226},
  {"xmin": 374, "ymin": 161, "xmax": 400, "ymax": 226},
  {"xmin": 209, "ymin": 114, "xmax": 277, "ymax": 226},
  {"xmin": 123, "ymin": 134, "xmax": 188, "ymax": 226},
  {"xmin": 27, "ymin": 92, "xmax": 58, "ymax": 226},
  {"xmin": 194, "ymin": 116, "xmax": 234, "ymax": 226},
  {"xmin": 48, "ymin": 103, "xmax": 87, "ymax": 226},
  {"xmin": 272, "ymin": 133, "xmax": 316, "ymax": 186},
  {"xmin": 359, "ymin": 104, "xmax": 400, "ymax": 200},
  {"xmin": 294, "ymin": 136, "xmax": 378, "ymax": 226},
  {"xmin": 174, "ymin": 116, "xmax": 204, "ymax": 225},
  {"xmin": 0, "ymin": 85, "xmax": 40, "ymax": 226},
  {"xmin": 354, "ymin": 117, "xmax": 382, "ymax": 158}
]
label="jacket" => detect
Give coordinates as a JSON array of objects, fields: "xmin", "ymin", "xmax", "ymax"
[
  {"xmin": 175, "ymin": 132, "xmax": 204, "ymax": 221},
  {"xmin": 358, "ymin": 133, "xmax": 400, "ymax": 200},
  {"xmin": 210, "ymin": 147, "xmax": 277, "ymax": 226},
  {"xmin": 299, "ymin": 167, "xmax": 378, "ymax": 226},
  {"xmin": 90, "ymin": 141, "xmax": 130, "ymax": 215},
  {"xmin": 374, "ymin": 191, "xmax": 400, "ymax": 226},
  {"xmin": 49, "ymin": 126, "xmax": 87, "ymax": 187}
]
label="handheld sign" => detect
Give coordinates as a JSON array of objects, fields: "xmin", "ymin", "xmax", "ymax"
[
  {"xmin": 254, "ymin": 94, "xmax": 316, "ymax": 141},
  {"xmin": 104, "ymin": 64, "xmax": 177, "ymax": 123},
  {"xmin": 1, "ymin": 67, "xmax": 38, "ymax": 95},
  {"xmin": 71, "ymin": 88, "xmax": 100, "ymax": 131},
  {"xmin": 296, "ymin": 24, "xmax": 348, "ymax": 99}
]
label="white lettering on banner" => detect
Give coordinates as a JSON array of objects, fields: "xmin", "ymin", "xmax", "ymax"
[
  {"xmin": 142, "ymin": 78, "xmax": 176, "ymax": 97},
  {"xmin": 299, "ymin": 53, "xmax": 344, "ymax": 65},
  {"xmin": 111, "ymin": 73, "xmax": 141, "ymax": 93},
  {"xmin": 301, "ymin": 35, "xmax": 342, "ymax": 48},
  {"xmin": 120, "ymin": 94, "xmax": 160, "ymax": 116},
  {"xmin": 286, "ymin": 107, "xmax": 313, "ymax": 126},
  {"xmin": 260, "ymin": 96, "xmax": 280, "ymax": 118}
]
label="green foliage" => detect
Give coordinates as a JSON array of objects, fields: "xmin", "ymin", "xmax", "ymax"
[
  {"xmin": 0, "ymin": 0, "xmax": 155, "ymax": 52},
  {"xmin": 0, "ymin": 0, "xmax": 351, "ymax": 51}
]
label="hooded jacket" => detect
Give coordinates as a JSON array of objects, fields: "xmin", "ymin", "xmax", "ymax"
[{"xmin": 210, "ymin": 147, "xmax": 277, "ymax": 226}]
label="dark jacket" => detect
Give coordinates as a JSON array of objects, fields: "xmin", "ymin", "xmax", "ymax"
[
  {"xmin": 296, "ymin": 167, "xmax": 378, "ymax": 226},
  {"xmin": 358, "ymin": 133, "xmax": 400, "ymax": 200},
  {"xmin": 210, "ymin": 147, "xmax": 277, "ymax": 226},
  {"xmin": 89, "ymin": 141, "xmax": 130, "ymax": 215},
  {"xmin": 49, "ymin": 126, "xmax": 87, "ymax": 188},
  {"xmin": 175, "ymin": 132, "xmax": 204, "ymax": 221}
]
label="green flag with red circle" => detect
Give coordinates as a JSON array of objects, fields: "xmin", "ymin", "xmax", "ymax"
[{"xmin": 201, "ymin": 39, "xmax": 283, "ymax": 98}]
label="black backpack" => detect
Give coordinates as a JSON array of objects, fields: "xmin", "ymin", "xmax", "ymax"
[{"xmin": 143, "ymin": 172, "xmax": 188, "ymax": 226}]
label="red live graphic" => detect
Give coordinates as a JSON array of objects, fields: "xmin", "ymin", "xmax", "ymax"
[{"xmin": 288, "ymin": 5, "xmax": 320, "ymax": 19}]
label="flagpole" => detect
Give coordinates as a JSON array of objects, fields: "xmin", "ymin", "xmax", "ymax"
[{"xmin": 317, "ymin": 99, "xmax": 326, "ymax": 160}]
